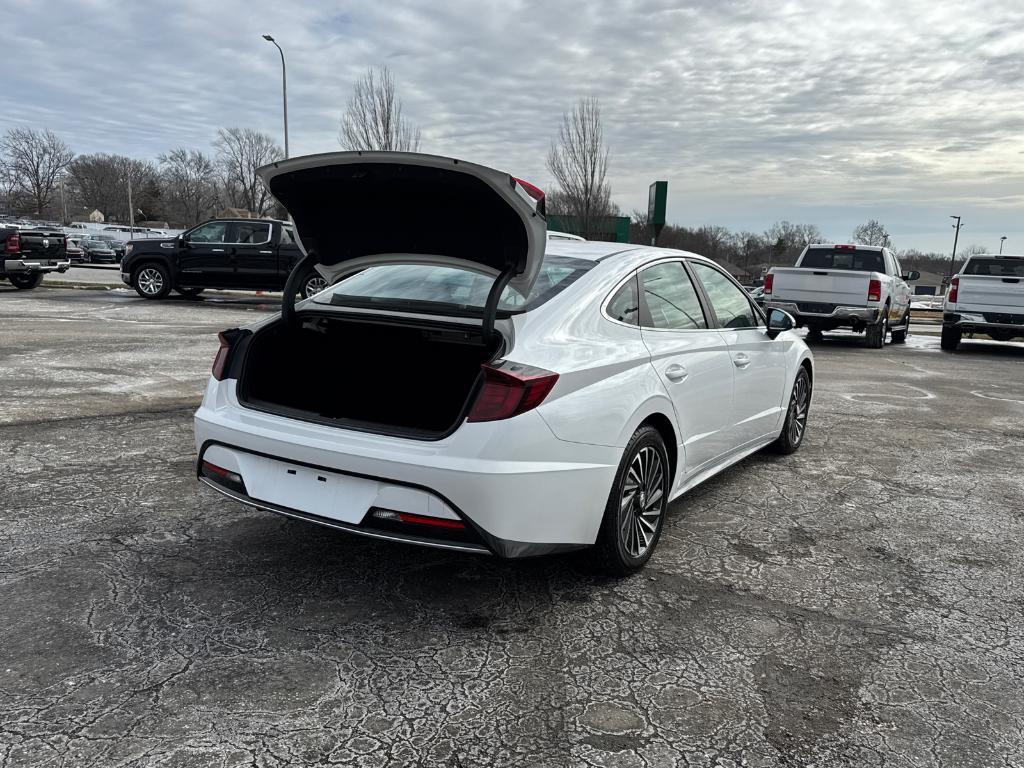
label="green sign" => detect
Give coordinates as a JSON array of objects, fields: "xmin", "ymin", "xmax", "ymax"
[{"xmin": 648, "ymin": 181, "xmax": 667, "ymax": 227}]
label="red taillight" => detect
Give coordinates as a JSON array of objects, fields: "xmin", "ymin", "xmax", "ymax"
[
  {"xmin": 467, "ymin": 362, "xmax": 559, "ymax": 422},
  {"xmin": 398, "ymin": 513, "xmax": 465, "ymax": 530},
  {"xmin": 763, "ymin": 273, "xmax": 774, "ymax": 295},
  {"xmin": 212, "ymin": 329, "xmax": 244, "ymax": 380},
  {"xmin": 5, "ymin": 232, "xmax": 20, "ymax": 253},
  {"xmin": 835, "ymin": 244, "xmax": 856, "ymax": 250},
  {"xmin": 948, "ymin": 276, "xmax": 959, "ymax": 303},
  {"xmin": 514, "ymin": 177, "xmax": 544, "ymax": 203},
  {"xmin": 867, "ymin": 279, "xmax": 882, "ymax": 302}
]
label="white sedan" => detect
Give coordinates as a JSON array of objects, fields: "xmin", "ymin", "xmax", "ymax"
[{"xmin": 194, "ymin": 152, "xmax": 813, "ymax": 573}]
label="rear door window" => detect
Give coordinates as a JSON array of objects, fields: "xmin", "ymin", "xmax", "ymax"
[
  {"xmin": 801, "ymin": 247, "xmax": 884, "ymax": 272},
  {"xmin": 230, "ymin": 222, "xmax": 271, "ymax": 245},
  {"xmin": 639, "ymin": 261, "xmax": 707, "ymax": 330}
]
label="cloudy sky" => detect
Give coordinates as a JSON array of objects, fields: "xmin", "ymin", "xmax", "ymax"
[{"xmin": 4, "ymin": 0, "xmax": 1023, "ymax": 252}]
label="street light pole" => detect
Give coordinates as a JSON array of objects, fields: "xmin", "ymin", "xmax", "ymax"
[
  {"xmin": 948, "ymin": 215, "xmax": 962, "ymax": 279},
  {"xmin": 263, "ymin": 35, "xmax": 289, "ymax": 158},
  {"xmin": 1000, "ymin": 236, "xmax": 1007, "ymax": 254}
]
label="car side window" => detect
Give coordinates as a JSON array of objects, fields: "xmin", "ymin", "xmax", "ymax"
[
  {"xmin": 231, "ymin": 222, "xmax": 271, "ymax": 245},
  {"xmin": 690, "ymin": 262, "xmax": 760, "ymax": 329},
  {"xmin": 189, "ymin": 222, "xmax": 228, "ymax": 243},
  {"xmin": 606, "ymin": 275, "xmax": 639, "ymax": 325},
  {"xmin": 281, "ymin": 227, "xmax": 296, "ymax": 246},
  {"xmin": 640, "ymin": 261, "xmax": 707, "ymax": 330}
]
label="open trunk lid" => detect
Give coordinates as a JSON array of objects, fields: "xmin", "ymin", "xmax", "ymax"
[{"xmin": 259, "ymin": 152, "xmax": 547, "ymax": 328}]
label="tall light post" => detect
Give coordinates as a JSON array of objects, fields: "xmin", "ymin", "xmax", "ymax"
[
  {"xmin": 263, "ymin": 35, "xmax": 289, "ymax": 158},
  {"xmin": 948, "ymin": 215, "xmax": 962, "ymax": 279},
  {"xmin": 1000, "ymin": 236, "xmax": 1007, "ymax": 254}
]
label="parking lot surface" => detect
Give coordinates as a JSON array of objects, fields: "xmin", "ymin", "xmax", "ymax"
[{"xmin": 2, "ymin": 287, "xmax": 1023, "ymax": 767}]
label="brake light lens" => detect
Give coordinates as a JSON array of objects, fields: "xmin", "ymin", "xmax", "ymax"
[
  {"xmin": 763, "ymin": 273, "xmax": 774, "ymax": 295},
  {"xmin": 948, "ymin": 276, "xmax": 959, "ymax": 303},
  {"xmin": 211, "ymin": 328, "xmax": 243, "ymax": 380},
  {"xmin": 835, "ymin": 244, "xmax": 856, "ymax": 250},
  {"xmin": 5, "ymin": 231, "xmax": 20, "ymax": 253},
  {"xmin": 867, "ymin": 279, "xmax": 882, "ymax": 302},
  {"xmin": 513, "ymin": 177, "xmax": 546, "ymax": 216},
  {"xmin": 467, "ymin": 362, "xmax": 559, "ymax": 422},
  {"xmin": 371, "ymin": 509, "xmax": 466, "ymax": 530}
]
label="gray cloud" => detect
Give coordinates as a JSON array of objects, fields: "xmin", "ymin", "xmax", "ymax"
[{"xmin": 3, "ymin": 0, "xmax": 1023, "ymax": 251}]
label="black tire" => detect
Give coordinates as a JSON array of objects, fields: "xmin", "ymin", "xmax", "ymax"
[
  {"xmin": 865, "ymin": 309, "xmax": 888, "ymax": 348},
  {"xmin": 300, "ymin": 271, "xmax": 329, "ymax": 300},
  {"xmin": 9, "ymin": 272, "xmax": 44, "ymax": 290},
  {"xmin": 174, "ymin": 287, "xmax": 205, "ymax": 298},
  {"xmin": 772, "ymin": 367, "xmax": 811, "ymax": 454},
  {"xmin": 132, "ymin": 262, "xmax": 172, "ymax": 299},
  {"xmin": 890, "ymin": 309, "xmax": 910, "ymax": 344},
  {"xmin": 592, "ymin": 426, "xmax": 670, "ymax": 576},
  {"xmin": 940, "ymin": 325, "xmax": 961, "ymax": 352}
]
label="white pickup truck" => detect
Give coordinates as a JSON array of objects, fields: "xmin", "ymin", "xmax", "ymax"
[
  {"xmin": 942, "ymin": 254, "xmax": 1024, "ymax": 351},
  {"xmin": 764, "ymin": 244, "xmax": 918, "ymax": 348}
]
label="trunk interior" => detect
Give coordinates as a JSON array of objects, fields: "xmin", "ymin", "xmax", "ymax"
[{"xmin": 238, "ymin": 313, "xmax": 502, "ymax": 438}]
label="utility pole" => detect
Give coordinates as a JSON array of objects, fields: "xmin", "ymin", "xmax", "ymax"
[
  {"xmin": 59, "ymin": 180, "xmax": 67, "ymax": 224},
  {"xmin": 1000, "ymin": 236, "xmax": 1007, "ymax": 254},
  {"xmin": 948, "ymin": 215, "xmax": 962, "ymax": 279},
  {"xmin": 128, "ymin": 176, "xmax": 134, "ymax": 234}
]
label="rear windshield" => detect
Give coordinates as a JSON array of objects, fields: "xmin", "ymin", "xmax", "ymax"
[
  {"xmin": 315, "ymin": 256, "xmax": 594, "ymax": 315},
  {"xmin": 800, "ymin": 247, "xmax": 884, "ymax": 272},
  {"xmin": 963, "ymin": 258, "xmax": 1024, "ymax": 277}
]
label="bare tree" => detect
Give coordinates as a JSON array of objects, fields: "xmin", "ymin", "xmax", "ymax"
[
  {"xmin": 69, "ymin": 154, "xmax": 160, "ymax": 223},
  {"xmin": 546, "ymin": 97, "xmax": 612, "ymax": 238},
  {"xmin": 852, "ymin": 219, "xmax": 892, "ymax": 247},
  {"xmin": 764, "ymin": 221, "xmax": 825, "ymax": 265},
  {"xmin": 158, "ymin": 149, "xmax": 219, "ymax": 227},
  {"xmin": 0, "ymin": 128, "xmax": 74, "ymax": 216},
  {"xmin": 339, "ymin": 67, "xmax": 421, "ymax": 152},
  {"xmin": 214, "ymin": 127, "xmax": 283, "ymax": 216}
]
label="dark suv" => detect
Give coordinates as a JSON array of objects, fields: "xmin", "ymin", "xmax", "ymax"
[{"xmin": 121, "ymin": 218, "xmax": 324, "ymax": 299}]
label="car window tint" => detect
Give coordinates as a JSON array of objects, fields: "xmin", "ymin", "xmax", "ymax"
[
  {"xmin": 190, "ymin": 222, "xmax": 228, "ymax": 243},
  {"xmin": 606, "ymin": 277, "xmax": 639, "ymax": 325},
  {"xmin": 690, "ymin": 262, "xmax": 759, "ymax": 329},
  {"xmin": 233, "ymin": 222, "xmax": 270, "ymax": 244},
  {"xmin": 964, "ymin": 258, "xmax": 1024, "ymax": 277},
  {"xmin": 641, "ymin": 262, "xmax": 707, "ymax": 330},
  {"xmin": 801, "ymin": 247, "xmax": 884, "ymax": 272}
]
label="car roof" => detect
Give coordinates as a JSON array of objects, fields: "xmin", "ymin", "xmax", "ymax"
[{"xmin": 545, "ymin": 239, "xmax": 716, "ymax": 268}]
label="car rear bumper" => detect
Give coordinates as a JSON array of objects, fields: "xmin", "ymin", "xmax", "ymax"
[
  {"xmin": 194, "ymin": 379, "xmax": 620, "ymax": 558},
  {"xmin": 766, "ymin": 300, "xmax": 880, "ymax": 323},
  {"xmin": 4, "ymin": 258, "xmax": 70, "ymax": 274},
  {"xmin": 943, "ymin": 312, "xmax": 1024, "ymax": 335}
]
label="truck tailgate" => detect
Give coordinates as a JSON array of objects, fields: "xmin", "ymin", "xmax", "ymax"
[
  {"xmin": 770, "ymin": 268, "xmax": 871, "ymax": 307},
  {"xmin": 955, "ymin": 275, "xmax": 1024, "ymax": 314}
]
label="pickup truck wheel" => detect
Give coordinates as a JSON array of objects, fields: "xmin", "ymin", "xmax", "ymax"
[
  {"xmin": 301, "ymin": 273, "xmax": 328, "ymax": 299},
  {"xmin": 9, "ymin": 273, "xmax": 44, "ymax": 290},
  {"xmin": 174, "ymin": 287, "xmax": 204, "ymax": 298},
  {"xmin": 772, "ymin": 367, "xmax": 811, "ymax": 454},
  {"xmin": 890, "ymin": 309, "xmax": 910, "ymax": 344},
  {"xmin": 132, "ymin": 263, "xmax": 172, "ymax": 299},
  {"xmin": 940, "ymin": 325, "xmax": 961, "ymax": 352},
  {"xmin": 865, "ymin": 310, "xmax": 888, "ymax": 349},
  {"xmin": 592, "ymin": 426, "xmax": 669, "ymax": 575}
]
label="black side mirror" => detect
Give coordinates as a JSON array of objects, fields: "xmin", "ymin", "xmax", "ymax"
[
  {"xmin": 903, "ymin": 270, "xmax": 920, "ymax": 281},
  {"xmin": 767, "ymin": 308, "xmax": 795, "ymax": 339}
]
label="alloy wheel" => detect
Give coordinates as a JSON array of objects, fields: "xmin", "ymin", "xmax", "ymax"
[
  {"xmin": 304, "ymin": 275, "xmax": 328, "ymax": 297},
  {"xmin": 619, "ymin": 446, "xmax": 665, "ymax": 558},
  {"xmin": 137, "ymin": 268, "xmax": 164, "ymax": 295},
  {"xmin": 788, "ymin": 373, "xmax": 810, "ymax": 446}
]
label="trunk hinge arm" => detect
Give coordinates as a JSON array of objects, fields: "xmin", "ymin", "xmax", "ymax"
[
  {"xmin": 483, "ymin": 266, "xmax": 515, "ymax": 342},
  {"xmin": 282, "ymin": 250, "xmax": 319, "ymax": 326}
]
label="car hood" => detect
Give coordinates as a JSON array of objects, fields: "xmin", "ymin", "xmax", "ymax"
[{"xmin": 257, "ymin": 151, "xmax": 547, "ymax": 296}]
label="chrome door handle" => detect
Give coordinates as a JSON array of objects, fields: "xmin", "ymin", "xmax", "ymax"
[
  {"xmin": 664, "ymin": 364, "xmax": 688, "ymax": 382},
  {"xmin": 259, "ymin": 250, "xmax": 273, "ymax": 254},
  {"xmin": 211, "ymin": 248, "xmax": 225, "ymax": 253},
  {"xmin": 733, "ymin": 353, "xmax": 751, "ymax": 369}
]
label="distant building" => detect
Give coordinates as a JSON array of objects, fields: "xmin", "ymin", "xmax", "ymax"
[
  {"xmin": 912, "ymin": 270, "xmax": 947, "ymax": 296},
  {"xmin": 218, "ymin": 207, "xmax": 252, "ymax": 219},
  {"xmin": 712, "ymin": 258, "xmax": 751, "ymax": 283},
  {"xmin": 88, "ymin": 209, "xmax": 105, "ymax": 223}
]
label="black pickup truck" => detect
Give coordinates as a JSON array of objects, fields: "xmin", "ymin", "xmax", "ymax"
[
  {"xmin": 121, "ymin": 218, "xmax": 324, "ymax": 299},
  {"xmin": 1, "ymin": 227, "xmax": 70, "ymax": 290}
]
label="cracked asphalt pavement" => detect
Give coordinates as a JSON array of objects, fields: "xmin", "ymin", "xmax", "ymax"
[{"xmin": 2, "ymin": 286, "xmax": 1023, "ymax": 767}]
